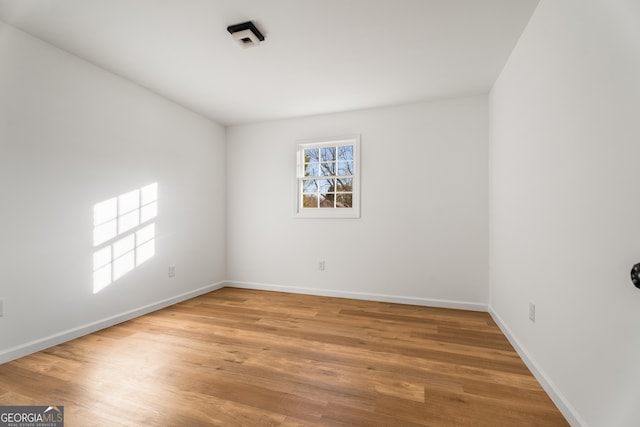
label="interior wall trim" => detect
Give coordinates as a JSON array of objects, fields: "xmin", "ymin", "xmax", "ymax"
[
  {"xmin": 0, "ymin": 281, "xmax": 226, "ymax": 365},
  {"xmin": 225, "ymin": 280, "xmax": 488, "ymax": 312},
  {"xmin": 489, "ymin": 307, "xmax": 586, "ymax": 427}
]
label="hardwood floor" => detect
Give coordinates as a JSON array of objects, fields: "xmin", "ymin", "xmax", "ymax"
[{"xmin": 0, "ymin": 288, "xmax": 568, "ymax": 426}]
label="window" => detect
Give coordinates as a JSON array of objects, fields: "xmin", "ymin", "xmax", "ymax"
[
  {"xmin": 92, "ymin": 183, "xmax": 158, "ymax": 293},
  {"xmin": 295, "ymin": 135, "xmax": 360, "ymax": 218}
]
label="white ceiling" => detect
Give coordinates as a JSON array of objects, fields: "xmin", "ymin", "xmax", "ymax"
[{"xmin": 0, "ymin": 0, "xmax": 539, "ymax": 126}]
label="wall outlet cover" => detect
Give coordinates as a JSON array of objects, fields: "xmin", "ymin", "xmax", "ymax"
[{"xmin": 529, "ymin": 302, "xmax": 536, "ymax": 323}]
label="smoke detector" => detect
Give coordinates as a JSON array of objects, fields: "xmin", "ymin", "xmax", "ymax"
[{"xmin": 227, "ymin": 21, "xmax": 265, "ymax": 48}]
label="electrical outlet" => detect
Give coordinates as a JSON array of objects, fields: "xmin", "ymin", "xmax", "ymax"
[
  {"xmin": 318, "ymin": 261, "xmax": 325, "ymax": 271},
  {"xmin": 529, "ymin": 302, "xmax": 536, "ymax": 323},
  {"xmin": 168, "ymin": 266, "xmax": 176, "ymax": 278}
]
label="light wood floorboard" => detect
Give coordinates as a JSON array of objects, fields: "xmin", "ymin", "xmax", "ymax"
[{"xmin": 0, "ymin": 288, "xmax": 569, "ymax": 426}]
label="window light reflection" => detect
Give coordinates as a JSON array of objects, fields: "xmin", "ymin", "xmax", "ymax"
[{"xmin": 92, "ymin": 183, "xmax": 158, "ymax": 293}]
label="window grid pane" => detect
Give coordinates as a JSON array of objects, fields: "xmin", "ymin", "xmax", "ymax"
[
  {"xmin": 337, "ymin": 145, "xmax": 353, "ymax": 161},
  {"xmin": 296, "ymin": 137, "xmax": 359, "ymax": 217}
]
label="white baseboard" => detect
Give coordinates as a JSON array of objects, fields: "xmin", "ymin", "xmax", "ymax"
[
  {"xmin": 224, "ymin": 283, "xmax": 584, "ymax": 424},
  {"xmin": 0, "ymin": 281, "xmax": 225, "ymax": 365},
  {"xmin": 1, "ymin": 279, "xmax": 585, "ymax": 426},
  {"xmin": 488, "ymin": 307, "xmax": 587, "ymax": 427},
  {"xmin": 225, "ymin": 280, "xmax": 488, "ymax": 312}
]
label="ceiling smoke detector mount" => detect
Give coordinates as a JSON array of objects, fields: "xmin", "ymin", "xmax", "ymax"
[{"xmin": 227, "ymin": 21, "xmax": 265, "ymax": 48}]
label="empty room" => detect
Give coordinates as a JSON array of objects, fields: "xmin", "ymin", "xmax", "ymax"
[{"xmin": 1, "ymin": 0, "xmax": 638, "ymax": 426}]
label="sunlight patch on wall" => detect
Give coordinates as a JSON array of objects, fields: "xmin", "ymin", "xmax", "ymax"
[{"xmin": 92, "ymin": 183, "xmax": 158, "ymax": 293}]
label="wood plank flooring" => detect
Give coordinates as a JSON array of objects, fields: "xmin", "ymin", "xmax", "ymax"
[{"xmin": 0, "ymin": 288, "xmax": 569, "ymax": 426}]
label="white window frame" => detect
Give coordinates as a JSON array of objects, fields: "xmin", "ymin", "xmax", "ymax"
[{"xmin": 294, "ymin": 134, "xmax": 360, "ymax": 219}]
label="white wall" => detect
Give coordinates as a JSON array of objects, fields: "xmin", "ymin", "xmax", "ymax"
[
  {"xmin": 489, "ymin": 1, "xmax": 640, "ymax": 425},
  {"xmin": 227, "ymin": 97, "xmax": 488, "ymax": 309},
  {"xmin": 0, "ymin": 21, "xmax": 226, "ymax": 362}
]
